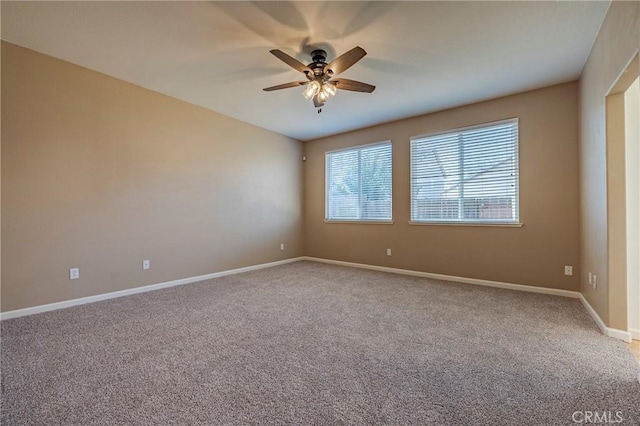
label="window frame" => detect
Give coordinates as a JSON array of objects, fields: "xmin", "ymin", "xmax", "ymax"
[
  {"xmin": 409, "ymin": 118, "xmax": 522, "ymax": 227},
  {"xmin": 324, "ymin": 140, "xmax": 393, "ymax": 224}
]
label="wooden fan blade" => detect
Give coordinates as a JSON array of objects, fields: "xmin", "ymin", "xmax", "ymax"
[
  {"xmin": 325, "ymin": 47, "xmax": 367, "ymax": 76},
  {"xmin": 263, "ymin": 81, "xmax": 308, "ymax": 92},
  {"xmin": 313, "ymin": 94, "xmax": 325, "ymax": 108},
  {"xmin": 332, "ymin": 78, "xmax": 376, "ymax": 93},
  {"xmin": 270, "ymin": 49, "xmax": 312, "ymax": 74}
]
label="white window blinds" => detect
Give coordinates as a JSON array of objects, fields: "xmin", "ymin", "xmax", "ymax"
[
  {"xmin": 326, "ymin": 141, "xmax": 392, "ymax": 221},
  {"xmin": 410, "ymin": 119, "xmax": 519, "ymax": 224}
]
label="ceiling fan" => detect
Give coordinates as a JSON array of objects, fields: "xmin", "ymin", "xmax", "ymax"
[{"xmin": 263, "ymin": 47, "xmax": 375, "ymax": 111}]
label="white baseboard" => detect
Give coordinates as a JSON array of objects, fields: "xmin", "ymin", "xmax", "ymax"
[
  {"xmin": 579, "ymin": 295, "xmax": 632, "ymax": 343},
  {"xmin": 302, "ymin": 256, "xmax": 581, "ymax": 298},
  {"xmin": 631, "ymin": 329, "xmax": 640, "ymax": 340},
  {"xmin": 0, "ymin": 257, "xmax": 305, "ymax": 321}
]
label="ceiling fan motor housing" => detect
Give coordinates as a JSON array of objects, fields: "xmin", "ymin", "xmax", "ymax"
[
  {"xmin": 309, "ymin": 50, "xmax": 328, "ymax": 76},
  {"xmin": 310, "ymin": 49, "xmax": 327, "ymax": 63}
]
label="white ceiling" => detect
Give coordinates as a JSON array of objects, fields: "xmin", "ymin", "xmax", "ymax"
[{"xmin": 2, "ymin": 1, "xmax": 610, "ymax": 141}]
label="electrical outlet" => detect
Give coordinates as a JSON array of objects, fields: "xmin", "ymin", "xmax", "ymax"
[
  {"xmin": 564, "ymin": 265, "xmax": 573, "ymax": 276},
  {"xmin": 588, "ymin": 272, "xmax": 593, "ymax": 285},
  {"xmin": 142, "ymin": 260, "xmax": 150, "ymax": 270},
  {"xmin": 593, "ymin": 274, "xmax": 597, "ymax": 289},
  {"xmin": 280, "ymin": 243, "xmax": 285, "ymax": 251},
  {"xmin": 386, "ymin": 248, "xmax": 392, "ymax": 256},
  {"xmin": 69, "ymin": 268, "xmax": 79, "ymax": 280}
]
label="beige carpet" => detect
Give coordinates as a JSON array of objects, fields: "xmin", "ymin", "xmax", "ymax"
[{"xmin": 2, "ymin": 261, "xmax": 639, "ymax": 425}]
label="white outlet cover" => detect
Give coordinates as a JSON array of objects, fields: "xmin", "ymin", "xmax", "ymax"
[
  {"xmin": 69, "ymin": 268, "xmax": 79, "ymax": 280},
  {"xmin": 142, "ymin": 260, "xmax": 150, "ymax": 270},
  {"xmin": 280, "ymin": 244, "xmax": 285, "ymax": 251},
  {"xmin": 386, "ymin": 249, "xmax": 392, "ymax": 256}
]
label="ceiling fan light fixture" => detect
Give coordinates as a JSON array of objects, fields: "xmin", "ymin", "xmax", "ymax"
[
  {"xmin": 323, "ymin": 82, "xmax": 337, "ymax": 98},
  {"xmin": 302, "ymin": 80, "xmax": 321, "ymax": 100}
]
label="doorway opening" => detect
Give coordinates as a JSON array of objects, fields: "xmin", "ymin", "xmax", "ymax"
[
  {"xmin": 624, "ymin": 75, "xmax": 640, "ymax": 362},
  {"xmin": 605, "ymin": 54, "xmax": 639, "ymax": 357},
  {"xmin": 625, "ymin": 75, "xmax": 639, "ymax": 344}
]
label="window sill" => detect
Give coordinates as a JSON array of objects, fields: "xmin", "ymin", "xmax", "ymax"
[
  {"xmin": 408, "ymin": 221, "xmax": 523, "ymax": 228},
  {"xmin": 324, "ymin": 219, "xmax": 394, "ymax": 225}
]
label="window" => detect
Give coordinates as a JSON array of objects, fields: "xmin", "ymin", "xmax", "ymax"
[
  {"xmin": 410, "ymin": 119, "xmax": 519, "ymax": 224},
  {"xmin": 326, "ymin": 141, "xmax": 392, "ymax": 222}
]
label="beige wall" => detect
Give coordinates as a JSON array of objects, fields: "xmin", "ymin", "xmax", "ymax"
[
  {"xmin": 606, "ymin": 93, "xmax": 628, "ymax": 329},
  {"xmin": 0, "ymin": 40, "xmax": 3, "ymax": 311},
  {"xmin": 579, "ymin": 0, "xmax": 640, "ymax": 329},
  {"xmin": 304, "ymin": 82, "xmax": 580, "ymax": 291},
  {"xmin": 1, "ymin": 42, "xmax": 304, "ymax": 312}
]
